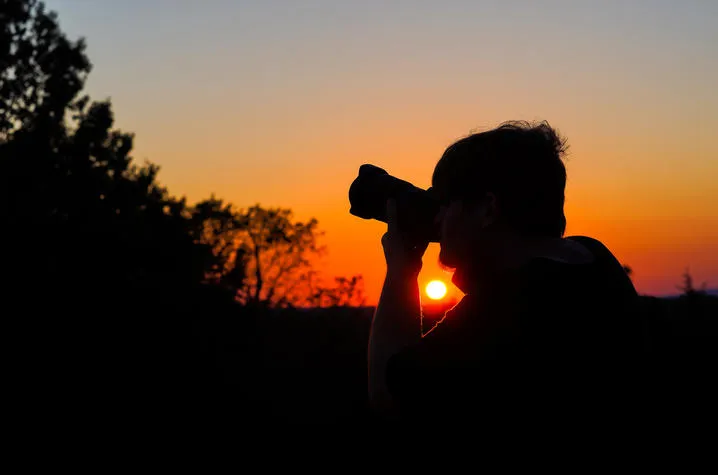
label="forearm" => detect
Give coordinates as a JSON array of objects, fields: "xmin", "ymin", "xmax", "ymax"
[{"xmin": 367, "ymin": 270, "xmax": 423, "ymax": 413}]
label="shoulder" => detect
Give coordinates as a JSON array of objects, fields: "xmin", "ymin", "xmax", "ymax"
[
  {"xmin": 520, "ymin": 235, "xmax": 638, "ymax": 305},
  {"xmin": 545, "ymin": 235, "xmax": 628, "ymax": 275},
  {"xmin": 564, "ymin": 235, "xmax": 615, "ymax": 260},
  {"xmin": 558, "ymin": 235, "xmax": 638, "ymax": 298},
  {"xmin": 563, "ymin": 236, "xmax": 630, "ymax": 278}
]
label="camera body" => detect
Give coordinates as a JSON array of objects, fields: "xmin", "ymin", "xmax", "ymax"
[{"xmin": 348, "ymin": 164, "xmax": 441, "ymax": 243}]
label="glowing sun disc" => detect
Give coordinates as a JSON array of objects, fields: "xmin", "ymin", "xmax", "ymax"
[{"xmin": 426, "ymin": 280, "xmax": 447, "ymax": 300}]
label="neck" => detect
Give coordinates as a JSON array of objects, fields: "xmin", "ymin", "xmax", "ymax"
[
  {"xmin": 451, "ymin": 261, "xmax": 516, "ymax": 297},
  {"xmin": 451, "ymin": 232, "xmax": 570, "ymax": 295}
]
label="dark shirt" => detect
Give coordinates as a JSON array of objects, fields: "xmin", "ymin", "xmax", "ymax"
[{"xmin": 386, "ymin": 236, "xmax": 643, "ymax": 426}]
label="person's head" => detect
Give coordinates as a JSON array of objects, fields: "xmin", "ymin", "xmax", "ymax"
[{"xmin": 431, "ymin": 120, "xmax": 568, "ymax": 272}]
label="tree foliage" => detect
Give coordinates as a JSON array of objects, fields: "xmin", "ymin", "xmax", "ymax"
[
  {"xmin": 1, "ymin": 0, "xmax": 365, "ymax": 310},
  {"xmin": 238, "ymin": 206, "xmax": 324, "ymax": 307},
  {"xmin": 677, "ymin": 267, "xmax": 707, "ymax": 297},
  {"xmin": 1, "ymin": 0, "xmax": 90, "ymax": 139},
  {"xmin": 191, "ymin": 203, "xmax": 367, "ymax": 308}
]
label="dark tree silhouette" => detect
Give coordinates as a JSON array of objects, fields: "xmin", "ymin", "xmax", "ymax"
[
  {"xmin": 1, "ymin": 0, "xmax": 363, "ymax": 308},
  {"xmin": 189, "ymin": 195, "xmax": 247, "ymax": 287},
  {"xmin": 184, "ymin": 200, "xmax": 367, "ymax": 308},
  {"xmin": 677, "ymin": 267, "xmax": 707, "ymax": 296},
  {"xmin": 302, "ymin": 272, "xmax": 367, "ymax": 307},
  {"xmin": 234, "ymin": 205, "xmax": 326, "ymax": 308},
  {"xmin": 1, "ymin": 0, "xmax": 90, "ymax": 140},
  {"xmin": 0, "ymin": 1, "xmax": 234, "ymax": 426},
  {"xmin": 317, "ymin": 274, "xmax": 368, "ymax": 307}
]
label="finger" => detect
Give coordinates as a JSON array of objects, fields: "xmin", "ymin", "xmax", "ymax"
[{"xmin": 386, "ymin": 198, "xmax": 399, "ymax": 235}]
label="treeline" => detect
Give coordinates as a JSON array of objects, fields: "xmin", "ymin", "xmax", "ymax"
[
  {"xmin": 1, "ymin": 0, "xmax": 370, "ymax": 426},
  {"xmin": 1, "ymin": 0, "xmax": 365, "ymax": 310}
]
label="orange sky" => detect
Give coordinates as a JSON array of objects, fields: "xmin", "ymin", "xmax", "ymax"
[{"xmin": 48, "ymin": 0, "xmax": 718, "ymax": 302}]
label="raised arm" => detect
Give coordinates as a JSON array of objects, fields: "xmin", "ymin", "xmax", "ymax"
[{"xmin": 367, "ymin": 199, "xmax": 429, "ymax": 415}]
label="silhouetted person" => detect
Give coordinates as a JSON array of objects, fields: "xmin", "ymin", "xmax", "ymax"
[{"xmin": 368, "ymin": 121, "xmax": 643, "ymax": 428}]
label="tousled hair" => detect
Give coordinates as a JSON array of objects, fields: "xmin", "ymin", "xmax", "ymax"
[{"xmin": 432, "ymin": 120, "xmax": 568, "ymax": 237}]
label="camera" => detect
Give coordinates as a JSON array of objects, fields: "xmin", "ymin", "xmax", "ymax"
[{"xmin": 348, "ymin": 164, "xmax": 442, "ymax": 243}]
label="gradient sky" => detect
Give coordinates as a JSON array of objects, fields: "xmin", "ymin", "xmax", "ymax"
[{"xmin": 46, "ymin": 0, "xmax": 718, "ymax": 302}]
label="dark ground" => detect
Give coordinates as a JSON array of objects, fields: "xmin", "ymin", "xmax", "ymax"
[{"xmin": 12, "ymin": 280, "xmax": 717, "ymax": 427}]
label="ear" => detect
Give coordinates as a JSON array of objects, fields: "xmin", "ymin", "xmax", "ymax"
[{"xmin": 479, "ymin": 192, "xmax": 499, "ymax": 228}]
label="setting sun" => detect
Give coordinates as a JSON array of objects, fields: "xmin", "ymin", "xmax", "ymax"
[{"xmin": 425, "ymin": 280, "xmax": 448, "ymax": 300}]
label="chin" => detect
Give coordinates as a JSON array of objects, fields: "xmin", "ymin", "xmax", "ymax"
[{"xmin": 438, "ymin": 248, "xmax": 459, "ymax": 270}]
